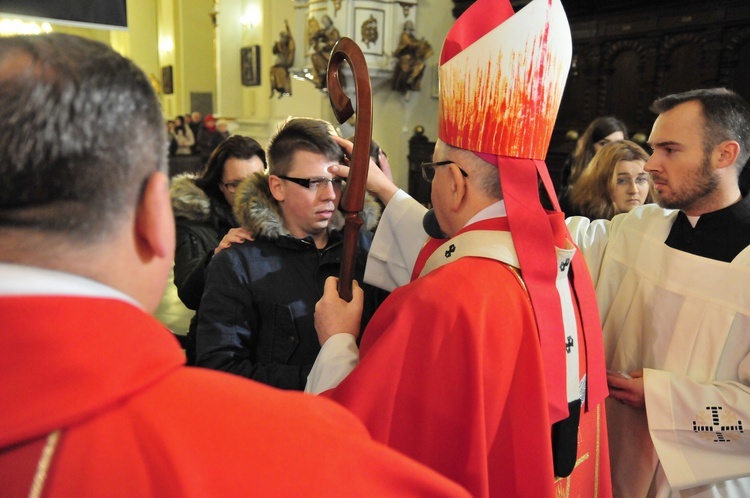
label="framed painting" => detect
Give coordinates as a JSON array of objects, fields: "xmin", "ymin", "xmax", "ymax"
[
  {"xmin": 241, "ymin": 45, "xmax": 261, "ymax": 86},
  {"xmin": 162, "ymin": 65, "xmax": 173, "ymax": 94}
]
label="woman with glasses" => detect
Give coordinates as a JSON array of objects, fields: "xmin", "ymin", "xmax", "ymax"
[
  {"xmin": 563, "ymin": 140, "xmax": 653, "ymax": 219},
  {"xmin": 194, "ymin": 117, "xmax": 386, "ymax": 390},
  {"xmin": 170, "ymin": 135, "xmax": 266, "ymax": 363}
]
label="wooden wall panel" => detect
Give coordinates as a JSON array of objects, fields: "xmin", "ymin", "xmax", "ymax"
[{"xmin": 547, "ymin": 1, "xmax": 750, "ymax": 190}]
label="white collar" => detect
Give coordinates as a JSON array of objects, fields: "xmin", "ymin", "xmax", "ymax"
[
  {"xmin": 464, "ymin": 200, "xmax": 507, "ymax": 228},
  {"xmin": 0, "ymin": 263, "xmax": 141, "ymax": 308}
]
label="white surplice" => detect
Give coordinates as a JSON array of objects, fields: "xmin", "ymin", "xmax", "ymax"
[{"xmin": 568, "ymin": 204, "xmax": 750, "ymax": 497}]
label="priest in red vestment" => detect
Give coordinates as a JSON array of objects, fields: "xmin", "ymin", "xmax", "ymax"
[
  {"xmin": 0, "ymin": 33, "xmax": 472, "ymax": 498},
  {"xmin": 307, "ymin": 0, "xmax": 612, "ymax": 496}
]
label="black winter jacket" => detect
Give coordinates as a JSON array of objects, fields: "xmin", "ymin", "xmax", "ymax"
[
  {"xmin": 171, "ymin": 173, "xmax": 237, "ymax": 310},
  {"xmin": 195, "ymin": 172, "xmax": 384, "ymax": 390}
]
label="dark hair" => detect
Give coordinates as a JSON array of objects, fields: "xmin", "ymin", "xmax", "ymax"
[
  {"xmin": 268, "ymin": 117, "xmax": 344, "ymax": 176},
  {"xmin": 195, "ymin": 135, "xmax": 267, "ymax": 205},
  {"xmin": 174, "ymin": 115, "xmax": 187, "ymax": 133},
  {"xmin": 0, "ymin": 33, "xmax": 166, "ymax": 240},
  {"xmin": 570, "ymin": 116, "xmax": 629, "ymax": 184},
  {"xmin": 651, "ymin": 87, "xmax": 750, "ymax": 173}
]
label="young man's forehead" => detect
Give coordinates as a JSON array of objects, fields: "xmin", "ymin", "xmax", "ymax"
[{"xmin": 289, "ymin": 149, "xmax": 339, "ymax": 170}]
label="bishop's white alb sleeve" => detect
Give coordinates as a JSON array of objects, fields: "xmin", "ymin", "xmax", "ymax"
[
  {"xmin": 363, "ymin": 189, "xmax": 428, "ymax": 292},
  {"xmin": 305, "ymin": 334, "xmax": 359, "ymax": 395}
]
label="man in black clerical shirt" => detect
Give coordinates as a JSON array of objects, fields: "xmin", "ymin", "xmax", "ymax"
[{"xmin": 568, "ymin": 87, "xmax": 750, "ymax": 496}]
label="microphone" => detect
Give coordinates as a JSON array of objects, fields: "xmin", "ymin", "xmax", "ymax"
[{"xmin": 422, "ymin": 209, "xmax": 446, "ymax": 239}]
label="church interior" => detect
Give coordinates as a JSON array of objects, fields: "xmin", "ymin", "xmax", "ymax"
[
  {"xmin": 3, "ymin": 0, "xmax": 750, "ymax": 333},
  {"xmin": 4, "ymin": 0, "xmax": 749, "ymax": 195},
  {"xmin": 3, "ymin": 2, "xmax": 750, "ymax": 495}
]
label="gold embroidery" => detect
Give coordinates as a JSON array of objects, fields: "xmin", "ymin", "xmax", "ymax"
[
  {"xmin": 595, "ymin": 403, "xmax": 601, "ymax": 496},
  {"xmin": 553, "ymin": 453, "xmax": 589, "ymax": 484},
  {"xmin": 505, "ymin": 265, "xmax": 528, "ymax": 296},
  {"xmin": 28, "ymin": 430, "xmax": 60, "ymax": 498},
  {"xmin": 552, "ymin": 405, "xmax": 602, "ymax": 497},
  {"xmin": 693, "ymin": 406, "xmax": 745, "ymax": 442}
]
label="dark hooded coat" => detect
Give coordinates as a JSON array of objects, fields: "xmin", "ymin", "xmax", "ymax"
[
  {"xmin": 194, "ymin": 173, "xmax": 385, "ymax": 390},
  {"xmin": 171, "ymin": 173, "xmax": 237, "ymax": 311}
]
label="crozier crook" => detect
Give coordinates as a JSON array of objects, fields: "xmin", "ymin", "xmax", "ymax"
[{"xmin": 326, "ymin": 37, "xmax": 372, "ymax": 301}]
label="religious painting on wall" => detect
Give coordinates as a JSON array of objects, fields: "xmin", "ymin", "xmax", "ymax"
[
  {"xmin": 162, "ymin": 65, "xmax": 173, "ymax": 94},
  {"xmin": 241, "ymin": 45, "xmax": 261, "ymax": 86}
]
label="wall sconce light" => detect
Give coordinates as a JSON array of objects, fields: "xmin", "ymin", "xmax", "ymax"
[
  {"xmin": 240, "ymin": 5, "xmax": 262, "ymax": 30},
  {"xmin": 158, "ymin": 36, "xmax": 174, "ymax": 56}
]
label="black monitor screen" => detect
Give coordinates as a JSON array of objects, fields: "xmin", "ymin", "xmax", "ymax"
[{"xmin": 0, "ymin": 0, "xmax": 127, "ymax": 29}]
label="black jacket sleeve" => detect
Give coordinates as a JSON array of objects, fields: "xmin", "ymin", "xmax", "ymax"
[{"xmin": 174, "ymin": 224, "xmax": 217, "ymax": 310}]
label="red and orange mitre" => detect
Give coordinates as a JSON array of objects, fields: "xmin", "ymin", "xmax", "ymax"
[
  {"xmin": 438, "ymin": 0, "xmax": 570, "ymax": 159},
  {"xmin": 438, "ymin": 0, "xmax": 607, "ymax": 424}
]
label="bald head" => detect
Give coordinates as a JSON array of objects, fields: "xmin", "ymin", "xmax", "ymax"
[{"xmin": 429, "ymin": 140, "xmax": 502, "ymax": 237}]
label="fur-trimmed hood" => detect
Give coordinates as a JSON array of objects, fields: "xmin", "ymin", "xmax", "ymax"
[
  {"xmin": 170, "ymin": 173, "xmax": 211, "ymax": 222},
  {"xmin": 233, "ymin": 172, "xmax": 381, "ymax": 239}
]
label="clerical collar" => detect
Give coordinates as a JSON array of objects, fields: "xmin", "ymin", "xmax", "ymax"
[
  {"xmin": 665, "ymin": 192, "xmax": 750, "ymax": 262},
  {"xmin": 687, "ymin": 192, "xmax": 750, "ymax": 229},
  {"xmin": 685, "ymin": 215, "xmax": 700, "ymax": 228},
  {"xmin": 464, "ymin": 200, "xmax": 507, "ymax": 228}
]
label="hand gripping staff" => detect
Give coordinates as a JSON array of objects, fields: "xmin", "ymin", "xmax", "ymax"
[{"xmin": 326, "ymin": 37, "xmax": 372, "ymax": 302}]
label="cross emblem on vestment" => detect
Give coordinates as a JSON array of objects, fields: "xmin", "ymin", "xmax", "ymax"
[
  {"xmin": 559, "ymin": 258, "xmax": 571, "ymax": 272},
  {"xmin": 693, "ymin": 406, "xmax": 744, "ymax": 442},
  {"xmin": 565, "ymin": 336, "xmax": 574, "ymax": 353},
  {"xmin": 445, "ymin": 244, "xmax": 456, "ymax": 258}
]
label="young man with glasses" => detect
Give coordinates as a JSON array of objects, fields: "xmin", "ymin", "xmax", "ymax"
[{"xmin": 195, "ymin": 117, "xmax": 385, "ymax": 390}]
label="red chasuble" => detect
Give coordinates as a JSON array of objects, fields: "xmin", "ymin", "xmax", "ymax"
[
  {"xmin": 0, "ymin": 295, "xmax": 470, "ymax": 498},
  {"xmin": 326, "ymin": 219, "xmax": 611, "ymax": 498}
]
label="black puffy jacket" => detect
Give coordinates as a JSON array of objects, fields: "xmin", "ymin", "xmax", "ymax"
[{"xmin": 194, "ymin": 173, "xmax": 385, "ymax": 390}]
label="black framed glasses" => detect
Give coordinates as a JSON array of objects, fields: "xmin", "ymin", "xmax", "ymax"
[
  {"xmin": 420, "ymin": 160, "xmax": 469, "ymax": 183},
  {"xmin": 277, "ymin": 175, "xmax": 343, "ymax": 191}
]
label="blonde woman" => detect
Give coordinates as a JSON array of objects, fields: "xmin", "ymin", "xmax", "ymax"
[{"xmin": 566, "ymin": 140, "xmax": 653, "ymax": 219}]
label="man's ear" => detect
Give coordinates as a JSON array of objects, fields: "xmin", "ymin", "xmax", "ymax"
[
  {"xmin": 449, "ymin": 163, "xmax": 468, "ymax": 212},
  {"xmin": 268, "ymin": 175, "xmax": 285, "ymax": 202},
  {"xmin": 714, "ymin": 140, "xmax": 741, "ymax": 170},
  {"xmin": 135, "ymin": 171, "xmax": 173, "ymax": 260}
]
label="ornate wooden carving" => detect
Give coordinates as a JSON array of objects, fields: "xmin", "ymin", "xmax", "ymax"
[
  {"xmin": 546, "ymin": 1, "xmax": 750, "ymax": 190},
  {"xmin": 601, "ymin": 39, "xmax": 652, "ymax": 132},
  {"xmin": 719, "ymin": 26, "xmax": 750, "ymax": 104}
]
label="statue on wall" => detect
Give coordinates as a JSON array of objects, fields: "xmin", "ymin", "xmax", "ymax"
[
  {"xmin": 392, "ymin": 20, "xmax": 433, "ymax": 93},
  {"xmin": 309, "ymin": 14, "xmax": 340, "ymax": 89},
  {"xmin": 270, "ymin": 20, "xmax": 295, "ymax": 98}
]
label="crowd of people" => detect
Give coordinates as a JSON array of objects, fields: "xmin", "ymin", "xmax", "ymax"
[
  {"xmin": 166, "ymin": 111, "xmax": 229, "ymax": 163},
  {"xmin": 2, "ymin": 0, "xmax": 750, "ymax": 496}
]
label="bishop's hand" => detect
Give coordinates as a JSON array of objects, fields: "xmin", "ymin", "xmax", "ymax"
[{"xmin": 314, "ymin": 276, "xmax": 364, "ymax": 346}]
